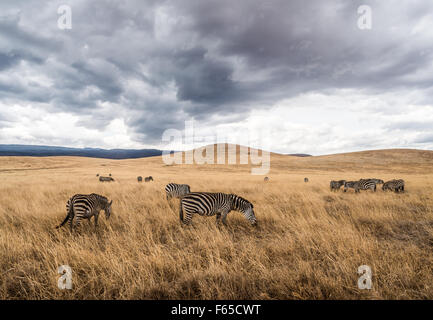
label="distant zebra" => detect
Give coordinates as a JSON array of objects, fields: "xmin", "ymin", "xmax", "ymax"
[
  {"xmin": 165, "ymin": 183, "xmax": 191, "ymax": 200},
  {"xmin": 264, "ymin": 177, "xmax": 269, "ymax": 182},
  {"xmin": 383, "ymin": 179, "xmax": 405, "ymax": 192},
  {"xmin": 96, "ymin": 173, "xmax": 99, "ymax": 177},
  {"xmin": 145, "ymin": 176, "xmax": 154, "ymax": 182},
  {"xmin": 137, "ymin": 176, "xmax": 143, "ymax": 182},
  {"xmin": 344, "ymin": 181, "xmax": 360, "ymax": 193},
  {"xmin": 365, "ymin": 178, "xmax": 384, "ymax": 185},
  {"xmin": 56, "ymin": 193, "xmax": 112, "ymax": 231},
  {"xmin": 358, "ymin": 179, "xmax": 378, "ymax": 192},
  {"xmin": 330, "ymin": 180, "xmax": 346, "ymax": 191},
  {"xmin": 99, "ymin": 176, "xmax": 114, "ymax": 182},
  {"xmin": 179, "ymin": 192, "xmax": 257, "ymax": 226},
  {"xmin": 304, "ymin": 177, "xmax": 309, "ymax": 183}
]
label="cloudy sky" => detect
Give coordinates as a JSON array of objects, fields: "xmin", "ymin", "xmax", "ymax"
[{"xmin": 0, "ymin": 0, "xmax": 432, "ymax": 155}]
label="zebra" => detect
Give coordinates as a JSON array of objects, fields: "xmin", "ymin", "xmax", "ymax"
[
  {"xmin": 179, "ymin": 192, "xmax": 257, "ymax": 226},
  {"xmin": 264, "ymin": 177, "xmax": 269, "ymax": 182},
  {"xmin": 357, "ymin": 179, "xmax": 378, "ymax": 192},
  {"xmin": 96, "ymin": 173, "xmax": 99, "ymax": 177},
  {"xmin": 56, "ymin": 193, "xmax": 113, "ymax": 231},
  {"xmin": 330, "ymin": 180, "xmax": 346, "ymax": 191},
  {"xmin": 344, "ymin": 181, "xmax": 360, "ymax": 193},
  {"xmin": 304, "ymin": 177, "xmax": 309, "ymax": 183},
  {"xmin": 145, "ymin": 176, "xmax": 153, "ymax": 182},
  {"xmin": 382, "ymin": 179, "xmax": 405, "ymax": 192},
  {"xmin": 99, "ymin": 176, "xmax": 114, "ymax": 182},
  {"xmin": 165, "ymin": 183, "xmax": 191, "ymax": 200},
  {"xmin": 137, "ymin": 176, "xmax": 143, "ymax": 182},
  {"xmin": 365, "ymin": 178, "xmax": 384, "ymax": 185}
]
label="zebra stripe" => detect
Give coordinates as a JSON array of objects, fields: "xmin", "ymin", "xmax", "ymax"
[
  {"xmin": 344, "ymin": 181, "xmax": 360, "ymax": 193},
  {"xmin": 330, "ymin": 180, "xmax": 346, "ymax": 191},
  {"xmin": 56, "ymin": 193, "xmax": 112, "ymax": 231},
  {"xmin": 179, "ymin": 192, "xmax": 257, "ymax": 226},
  {"xmin": 358, "ymin": 179, "xmax": 378, "ymax": 192},
  {"xmin": 165, "ymin": 183, "xmax": 191, "ymax": 200},
  {"xmin": 382, "ymin": 179, "xmax": 405, "ymax": 192}
]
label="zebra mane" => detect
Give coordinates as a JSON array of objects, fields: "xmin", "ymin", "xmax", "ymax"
[
  {"xmin": 92, "ymin": 193, "xmax": 109, "ymax": 204},
  {"xmin": 231, "ymin": 194, "xmax": 253, "ymax": 209}
]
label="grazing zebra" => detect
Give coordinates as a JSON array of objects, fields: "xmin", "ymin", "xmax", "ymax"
[
  {"xmin": 56, "ymin": 193, "xmax": 113, "ymax": 231},
  {"xmin": 165, "ymin": 183, "xmax": 191, "ymax": 200},
  {"xmin": 382, "ymin": 179, "xmax": 405, "ymax": 192},
  {"xmin": 330, "ymin": 180, "xmax": 346, "ymax": 191},
  {"xmin": 179, "ymin": 192, "xmax": 257, "ymax": 226},
  {"xmin": 264, "ymin": 177, "xmax": 269, "ymax": 182},
  {"xmin": 99, "ymin": 176, "xmax": 114, "ymax": 182},
  {"xmin": 365, "ymin": 178, "xmax": 384, "ymax": 185},
  {"xmin": 358, "ymin": 179, "xmax": 378, "ymax": 192},
  {"xmin": 145, "ymin": 176, "xmax": 153, "ymax": 182},
  {"xmin": 344, "ymin": 181, "xmax": 360, "ymax": 193},
  {"xmin": 304, "ymin": 177, "xmax": 309, "ymax": 183},
  {"xmin": 137, "ymin": 176, "xmax": 143, "ymax": 182}
]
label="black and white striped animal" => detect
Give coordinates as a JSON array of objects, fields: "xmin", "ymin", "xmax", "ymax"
[
  {"xmin": 330, "ymin": 180, "xmax": 346, "ymax": 191},
  {"xmin": 382, "ymin": 179, "xmax": 405, "ymax": 192},
  {"xmin": 365, "ymin": 178, "xmax": 384, "ymax": 185},
  {"xmin": 137, "ymin": 176, "xmax": 143, "ymax": 182},
  {"xmin": 165, "ymin": 183, "xmax": 191, "ymax": 200},
  {"xmin": 357, "ymin": 179, "xmax": 378, "ymax": 192},
  {"xmin": 344, "ymin": 181, "xmax": 360, "ymax": 193},
  {"xmin": 304, "ymin": 177, "xmax": 309, "ymax": 183},
  {"xmin": 145, "ymin": 176, "xmax": 153, "ymax": 182},
  {"xmin": 56, "ymin": 193, "xmax": 113, "ymax": 231},
  {"xmin": 179, "ymin": 192, "xmax": 257, "ymax": 226},
  {"xmin": 99, "ymin": 176, "xmax": 114, "ymax": 182}
]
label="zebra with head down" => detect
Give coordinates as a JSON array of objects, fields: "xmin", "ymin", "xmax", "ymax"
[{"xmin": 179, "ymin": 192, "xmax": 257, "ymax": 226}]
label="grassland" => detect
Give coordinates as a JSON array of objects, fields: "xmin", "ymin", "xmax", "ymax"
[{"xmin": 0, "ymin": 146, "xmax": 433, "ymax": 299}]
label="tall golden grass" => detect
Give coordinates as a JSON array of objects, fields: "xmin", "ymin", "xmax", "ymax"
[{"xmin": 0, "ymin": 147, "xmax": 433, "ymax": 299}]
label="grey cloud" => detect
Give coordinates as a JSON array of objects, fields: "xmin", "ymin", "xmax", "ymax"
[{"xmin": 0, "ymin": 0, "xmax": 432, "ymax": 150}]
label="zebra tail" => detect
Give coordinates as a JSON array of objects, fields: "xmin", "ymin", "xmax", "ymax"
[
  {"xmin": 179, "ymin": 200, "xmax": 184, "ymax": 223},
  {"xmin": 56, "ymin": 203, "xmax": 73, "ymax": 229}
]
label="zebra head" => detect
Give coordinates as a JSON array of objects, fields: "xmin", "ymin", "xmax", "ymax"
[
  {"xmin": 104, "ymin": 200, "xmax": 113, "ymax": 218},
  {"xmin": 231, "ymin": 195, "xmax": 257, "ymax": 226}
]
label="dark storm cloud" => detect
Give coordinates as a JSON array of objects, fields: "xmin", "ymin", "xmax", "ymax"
[{"xmin": 0, "ymin": 0, "xmax": 432, "ymax": 146}]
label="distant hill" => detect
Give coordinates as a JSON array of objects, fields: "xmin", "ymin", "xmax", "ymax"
[
  {"xmin": 287, "ymin": 153, "xmax": 312, "ymax": 157},
  {"xmin": 0, "ymin": 144, "xmax": 165, "ymax": 159}
]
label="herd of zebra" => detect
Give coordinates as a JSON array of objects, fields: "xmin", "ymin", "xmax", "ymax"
[
  {"xmin": 330, "ymin": 178, "xmax": 405, "ymax": 193},
  {"xmin": 55, "ymin": 174, "xmax": 406, "ymax": 232},
  {"xmin": 56, "ymin": 183, "xmax": 257, "ymax": 231}
]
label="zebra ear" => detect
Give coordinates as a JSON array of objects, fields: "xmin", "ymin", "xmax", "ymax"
[{"xmin": 109, "ymin": 200, "xmax": 113, "ymax": 206}]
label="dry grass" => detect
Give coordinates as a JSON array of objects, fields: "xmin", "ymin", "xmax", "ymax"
[{"xmin": 1, "ymin": 147, "xmax": 433, "ymax": 299}]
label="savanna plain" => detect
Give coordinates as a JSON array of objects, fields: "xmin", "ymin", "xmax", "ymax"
[{"xmin": 1, "ymin": 146, "xmax": 433, "ymax": 299}]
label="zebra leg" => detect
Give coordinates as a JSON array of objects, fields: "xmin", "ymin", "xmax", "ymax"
[
  {"xmin": 94, "ymin": 213, "xmax": 99, "ymax": 230},
  {"xmin": 216, "ymin": 213, "xmax": 221, "ymax": 225},
  {"xmin": 73, "ymin": 217, "xmax": 82, "ymax": 230},
  {"xmin": 69, "ymin": 215, "xmax": 74, "ymax": 232},
  {"xmin": 221, "ymin": 211, "xmax": 229, "ymax": 226},
  {"xmin": 183, "ymin": 212, "xmax": 193, "ymax": 225}
]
